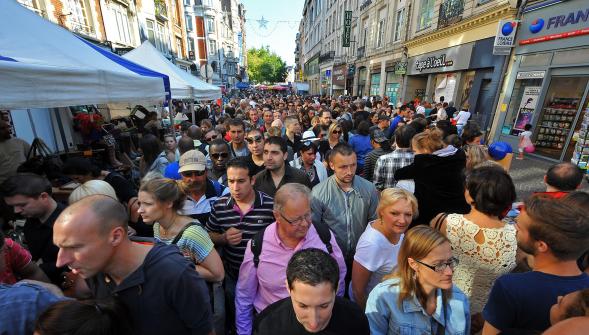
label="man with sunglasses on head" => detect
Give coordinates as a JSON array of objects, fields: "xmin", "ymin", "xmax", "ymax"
[
  {"xmin": 235, "ymin": 183, "xmax": 346, "ymax": 335},
  {"xmin": 244, "ymin": 129, "xmax": 266, "ymax": 176},
  {"xmin": 179, "ymin": 150, "xmax": 228, "ymax": 225}
]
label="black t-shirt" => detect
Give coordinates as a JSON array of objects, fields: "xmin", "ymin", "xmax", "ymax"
[
  {"xmin": 244, "ymin": 155, "xmax": 265, "ymax": 177},
  {"xmin": 23, "ymin": 203, "xmax": 66, "ymax": 285},
  {"xmin": 253, "ymin": 297, "xmax": 370, "ymax": 335}
]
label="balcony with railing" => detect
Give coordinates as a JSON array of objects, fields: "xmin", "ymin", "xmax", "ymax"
[
  {"xmin": 319, "ymin": 51, "xmax": 335, "ymax": 64},
  {"xmin": 438, "ymin": 0, "xmax": 464, "ymax": 29},
  {"xmin": 70, "ymin": 20, "xmax": 96, "ymax": 38},
  {"xmin": 155, "ymin": 0, "xmax": 168, "ymax": 20}
]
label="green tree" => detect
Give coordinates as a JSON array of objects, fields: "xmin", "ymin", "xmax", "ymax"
[{"xmin": 247, "ymin": 46, "xmax": 287, "ymax": 84}]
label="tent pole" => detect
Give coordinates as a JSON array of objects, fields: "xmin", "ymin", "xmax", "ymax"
[
  {"xmin": 189, "ymin": 101, "xmax": 195, "ymax": 125},
  {"xmin": 53, "ymin": 108, "xmax": 69, "ymax": 152},
  {"xmin": 26, "ymin": 109, "xmax": 38, "ymax": 139}
]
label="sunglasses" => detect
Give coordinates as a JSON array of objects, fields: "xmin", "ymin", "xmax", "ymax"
[
  {"xmin": 181, "ymin": 170, "xmax": 205, "ymax": 177},
  {"xmin": 332, "ymin": 130, "xmax": 342, "ymax": 134},
  {"xmin": 211, "ymin": 152, "xmax": 229, "ymax": 159},
  {"xmin": 246, "ymin": 136, "xmax": 263, "ymax": 144},
  {"xmin": 205, "ymin": 135, "xmax": 218, "ymax": 141}
]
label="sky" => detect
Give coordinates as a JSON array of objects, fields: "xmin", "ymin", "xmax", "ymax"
[{"xmin": 240, "ymin": 0, "xmax": 305, "ymax": 66}]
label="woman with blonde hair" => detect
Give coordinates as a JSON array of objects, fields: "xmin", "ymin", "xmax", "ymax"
[
  {"xmin": 395, "ymin": 129, "xmax": 469, "ymax": 227},
  {"xmin": 68, "ymin": 180, "xmax": 118, "ymax": 204},
  {"xmin": 351, "ymin": 188, "xmax": 418, "ymax": 309},
  {"xmin": 318, "ymin": 122, "xmax": 344, "ymax": 163},
  {"xmin": 464, "ymin": 144, "xmax": 490, "ymax": 170},
  {"xmin": 366, "ymin": 226, "xmax": 470, "ymax": 335}
]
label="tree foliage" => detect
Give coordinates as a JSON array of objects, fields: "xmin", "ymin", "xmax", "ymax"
[{"xmin": 247, "ymin": 46, "xmax": 287, "ymax": 84}]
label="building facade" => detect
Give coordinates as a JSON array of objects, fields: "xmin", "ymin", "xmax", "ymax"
[{"xmin": 491, "ymin": 0, "xmax": 589, "ymax": 163}]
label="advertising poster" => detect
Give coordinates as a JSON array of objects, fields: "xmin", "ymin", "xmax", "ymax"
[{"xmin": 512, "ymin": 86, "xmax": 541, "ymax": 134}]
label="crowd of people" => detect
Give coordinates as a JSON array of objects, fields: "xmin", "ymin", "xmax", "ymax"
[{"xmin": 0, "ymin": 94, "xmax": 588, "ymax": 335}]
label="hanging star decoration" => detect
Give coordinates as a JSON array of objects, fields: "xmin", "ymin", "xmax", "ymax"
[{"xmin": 257, "ymin": 16, "xmax": 268, "ymax": 29}]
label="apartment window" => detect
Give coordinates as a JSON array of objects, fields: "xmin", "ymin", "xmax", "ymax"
[
  {"xmin": 176, "ymin": 37, "xmax": 183, "ymax": 58},
  {"xmin": 206, "ymin": 18, "xmax": 215, "ymax": 33},
  {"xmin": 111, "ymin": 3, "xmax": 132, "ymax": 45},
  {"xmin": 208, "ymin": 39, "xmax": 217, "ymax": 55},
  {"xmin": 67, "ymin": 0, "xmax": 93, "ymax": 35},
  {"xmin": 154, "ymin": 21, "xmax": 170, "ymax": 54},
  {"xmin": 185, "ymin": 15, "xmax": 193, "ymax": 31},
  {"xmin": 146, "ymin": 19, "xmax": 156, "ymax": 45},
  {"xmin": 418, "ymin": 0, "xmax": 435, "ymax": 30},
  {"xmin": 394, "ymin": 8, "xmax": 405, "ymax": 42},
  {"xmin": 362, "ymin": 24, "xmax": 368, "ymax": 47}
]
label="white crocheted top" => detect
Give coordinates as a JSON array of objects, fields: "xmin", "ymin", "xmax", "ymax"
[{"xmin": 445, "ymin": 213, "xmax": 517, "ymax": 314}]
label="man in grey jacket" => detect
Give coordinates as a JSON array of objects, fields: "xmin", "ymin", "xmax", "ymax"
[{"xmin": 311, "ymin": 143, "xmax": 379, "ymax": 289}]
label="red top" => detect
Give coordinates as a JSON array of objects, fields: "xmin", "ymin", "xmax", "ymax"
[{"xmin": 0, "ymin": 238, "xmax": 32, "ymax": 284}]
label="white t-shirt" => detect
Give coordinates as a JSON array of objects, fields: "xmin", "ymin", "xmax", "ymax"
[
  {"xmin": 454, "ymin": 111, "xmax": 471, "ymax": 125},
  {"xmin": 436, "ymin": 108, "xmax": 448, "ymax": 121},
  {"xmin": 350, "ymin": 221, "xmax": 404, "ymax": 301}
]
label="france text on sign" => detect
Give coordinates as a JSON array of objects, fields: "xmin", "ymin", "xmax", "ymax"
[{"xmin": 493, "ymin": 20, "xmax": 518, "ymax": 55}]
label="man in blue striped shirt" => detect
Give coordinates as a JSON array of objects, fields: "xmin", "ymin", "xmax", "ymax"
[{"xmin": 205, "ymin": 158, "xmax": 275, "ymax": 333}]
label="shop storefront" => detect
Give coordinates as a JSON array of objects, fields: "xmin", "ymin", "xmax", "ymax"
[
  {"xmin": 494, "ymin": 0, "xmax": 589, "ymax": 162},
  {"xmin": 357, "ymin": 67, "xmax": 367, "ymax": 97},
  {"xmin": 405, "ymin": 38, "xmax": 505, "ymax": 127},
  {"xmin": 332, "ymin": 64, "xmax": 346, "ymax": 96}
]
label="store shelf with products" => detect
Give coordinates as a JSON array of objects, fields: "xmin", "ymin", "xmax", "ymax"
[
  {"xmin": 571, "ymin": 108, "xmax": 589, "ymax": 172},
  {"xmin": 534, "ymin": 101, "xmax": 578, "ymax": 150}
]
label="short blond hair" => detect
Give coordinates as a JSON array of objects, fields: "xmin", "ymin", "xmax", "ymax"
[
  {"xmin": 378, "ymin": 188, "xmax": 419, "ymax": 220},
  {"xmin": 68, "ymin": 180, "xmax": 118, "ymax": 204}
]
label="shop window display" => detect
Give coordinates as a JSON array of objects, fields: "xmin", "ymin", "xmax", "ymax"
[
  {"xmin": 534, "ymin": 77, "xmax": 589, "ymax": 160},
  {"xmin": 501, "ymin": 77, "xmax": 543, "ymax": 136}
]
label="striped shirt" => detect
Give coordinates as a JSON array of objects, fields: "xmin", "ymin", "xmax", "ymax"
[
  {"xmin": 153, "ymin": 223, "xmax": 214, "ymax": 264},
  {"xmin": 206, "ymin": 191, "xmax": 275, "ymax": 278}
]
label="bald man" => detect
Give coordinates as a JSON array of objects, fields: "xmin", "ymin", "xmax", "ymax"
[{"xmin": 53, "ymin": 195, "xmax": 213, "ymax": 335}]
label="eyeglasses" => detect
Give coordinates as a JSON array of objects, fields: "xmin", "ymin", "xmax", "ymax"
[
  {"xmin": 414, "ymin": 257, "xmax": 459, "ymax": 273},
  {"xmin": 332, "ymin": 130, "xmax": 342, "ymax": 135},
  {"xmin": 246, "ymin": 136, "xmax": 263, "ymax": 144},
  {"xmin": 279, "ymin": 212, "xmax": 312, "ymax": 226},
  {"xmin": 211, "ymin": 152, "xmax": 229, "ymax": 159},
  {"xmin": 181, "ymin": 170, "xmax": 206, "ymax": 177},
  {"xmin": 205, "ymin": 135, "xmax": 218, "ymax": 141}
]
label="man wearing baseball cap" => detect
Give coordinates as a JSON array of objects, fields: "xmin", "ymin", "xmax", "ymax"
[
  {"xmin": 179, "ymin": 150, "xmax": 228, "ymax": 224},
  {"xmin": 364, "ymin": 129, "xmax": 392, "ymax": 183}
]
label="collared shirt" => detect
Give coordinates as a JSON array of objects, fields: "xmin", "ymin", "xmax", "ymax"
[
  {"xmin": 235, "ymin": 223, "xmax": 347, "ymax": 335},
  {"xmin": 366, "ymin": 277, "xmax": 470, "ymax": 335},
  {"xmin": 373, "ymin": 148, "xmax": 414, "ymax": 191},
  {"xmin": 310, "ymin": 175, "xmax": 379, "ymax": 260},
  {"xmin": 0, "ymin": 282, "xmax": 65, "ymax": 335},
  {"xmin": 205, "ymin": 191, "xmax": 275, "ymax": 278},
  {"xmin": 253, "ymin": 165, "xmax": 312, "ymax": 198},
  {"xmin": 181, "ymin": 178, "xmax": 229, "ymax": 224},
  {"xmin": 23, "ymin": 203, "xmax": 65, "ymax": 285}
]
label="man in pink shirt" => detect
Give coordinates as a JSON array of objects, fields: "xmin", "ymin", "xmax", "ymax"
[{"xmin": 235, "ymin": 183, "xmax": 346, "ymax": 335}]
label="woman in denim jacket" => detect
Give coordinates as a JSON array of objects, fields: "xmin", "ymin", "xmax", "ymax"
[{"xmin": 365, "ymin": 226, "xmax": 470, "ymax": 335}]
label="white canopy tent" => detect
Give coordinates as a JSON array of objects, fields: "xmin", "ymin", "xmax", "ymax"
[
  {"xmin": 0, "ymin": 0, "xmax": 169, "ymax": 110},
  {"xmin": 123, "ymin": 41, "xmax": 221, "ymax": 101}
]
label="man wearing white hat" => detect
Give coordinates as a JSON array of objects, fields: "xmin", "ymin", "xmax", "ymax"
[
  {"xmin": 179, "ymin": 150, "xmax": 228, "ymax": 225},
  {"xmin": 290, "ymin": 131, "xmax": 328, "ymax": 188}
]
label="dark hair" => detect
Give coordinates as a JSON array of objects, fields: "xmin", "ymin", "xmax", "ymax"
[
  {"xmin": 226, "ymin": 157, "xmax": 252, "ymax": 176},
  {"xmin": 562, "ymin": 288, "xmax": 589, "ymax": 320},
  {"xmin": 265, "ymin": 136, "xmax": 288, "ymax": 154},
  {"xmin": 286, "ymin": 248, "xmax": 339, "ymax": 292},
  {"xmin": 444, "ymin": 134, "xmax": 462, "ymax": 148},
  {"xmin": 545, "ymin": 162, "xmax": 584, "ymax": 191},
  {"xmin": 466, "ymin": 165, "xmax": 516, "ymax": 217},
  {"xmin": 62, "ymin": 157, "xmax": 101, "ymax": 178},
  {"xmin": 228, "ymin": 118, "xmax": 245, "ymax": 130},
  {"xmin": 408, "ymin": 118, "xmax": 427, "ymax": 134},
  {"xmin": 0, "ymin": 173, "xmax": 53, "ymax": 197},
  {"xmin": 525, "ymin": 192, "xmax": 589, "ymax": 261},
  {"xmin": 177, "ymin": 136, "xmax": 195, "ymax": 155},
  {"xmin": 399, "ymin": 104, "xmax": 408, "ymax": 112},
  {"xmin": 356, "ymin": 120, "xmax": 371, "ymax": 136},
  {"xmin": 35, "ymin": 298, "xmax": 133, "ymax": 335},
  {"xmin": 524, "ymin": 124, "xmax": 532, "ymax": 131},
  {"xmin": 139, "ymin": 134, "xmax": 162, "ymax": 170},
  {"xmin": 330, "ymin": 142, "xmax": 355, "ymax": 161},
  {"xmin": 461, "ymin": 122, "xmax": 483, "ymax": 144},
  {"xmin": 209, "ymin": 138, "xmax": 230, "ymax": 152},
  {"xmin": 394, "ymin": 125, "xmax": 417, "ymax": 149}
]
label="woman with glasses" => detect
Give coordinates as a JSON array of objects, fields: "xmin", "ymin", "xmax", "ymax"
[
  {"xmin": 318, "ymin": 122, "xmax": 344, "ymax": 165},
  {"xmin": 244, "ymin": 129, "xmax": 266, "ymax": 176},
  {"xmin": 366, "ymin": 226, "xmax": 470, "ymax": 335},
  {"xmin": 351, "ymin": 188, "xmax": 417, "ymax": 310},
  {"xmin": 430, "ymin": 165, "xmax": 516, "ymax": 333}
]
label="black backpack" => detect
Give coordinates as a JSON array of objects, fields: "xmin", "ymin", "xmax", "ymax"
[{"xmin": 250, "ymin": 221, "xmax": 333, "ymax": 268}]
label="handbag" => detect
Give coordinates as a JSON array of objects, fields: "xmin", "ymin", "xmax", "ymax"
[{"xmin": 17, "ymin": 138, "xmax": 63, "ymax": 179}]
